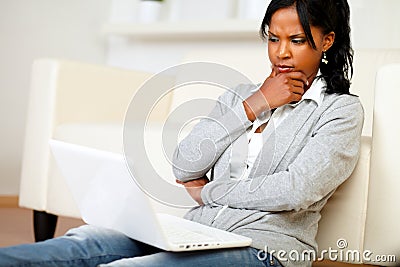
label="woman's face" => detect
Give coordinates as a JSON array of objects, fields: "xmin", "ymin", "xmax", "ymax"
[{"xmin": 267, "ymin": 6, "xmax": 334, "ymax": 84}]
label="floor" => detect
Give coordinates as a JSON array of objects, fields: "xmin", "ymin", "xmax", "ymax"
[
  {"xmin": 0, "ymin": 207, "xmax": 376, "ymax": 267},
  {"xmin": 0, "ymin": 207, "xmax": 85, "ymax": 248}
]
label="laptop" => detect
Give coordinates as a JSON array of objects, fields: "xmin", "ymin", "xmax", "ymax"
[{"xmin": 49, "ymin": 139, "xmax": 252, "ymax": 252}]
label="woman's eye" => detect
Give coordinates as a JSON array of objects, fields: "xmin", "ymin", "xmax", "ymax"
[
  {"xmin": 292, "ymin": 38, "xmax": 306, "ymax": 44},
  {"xmin": 268, "ymin": 36, "xmax": 279, "ymax": 43}
]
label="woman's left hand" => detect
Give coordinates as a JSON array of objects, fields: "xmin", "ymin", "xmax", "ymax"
[{"xmin": 176, "ymin": 177, "xmax": 209, "ymax": 205}]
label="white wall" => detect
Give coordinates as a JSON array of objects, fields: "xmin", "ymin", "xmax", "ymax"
[
  {"xmin": 107, "ymin": 0, "xmax": 267, "ymax": 73},
  {"xmin": 350, "ymin": 0, "xmax": 400, "ymax": 49},
  {"xmin": 107, "ymin": 0, "xmax": 400, "ymax": 74},
  {"xmin": 0, "ymin": 0, "xmax": 111, "ymax": 195}
]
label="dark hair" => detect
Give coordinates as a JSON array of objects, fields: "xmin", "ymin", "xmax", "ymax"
[{"xmin": 260, "ymin": 0, "xmax": 353, "ymax": 95}]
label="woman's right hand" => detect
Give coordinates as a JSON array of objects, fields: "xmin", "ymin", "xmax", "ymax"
[
  {"xmin": 259, "ymin": 69, "xmax": 309, "ymax": 109},
  {"xmin": 243, "ymin": 69, "xmax": 308, "ymax": 121}
]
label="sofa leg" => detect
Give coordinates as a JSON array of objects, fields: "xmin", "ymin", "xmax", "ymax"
[{"xmin": 33, "ymin": 210, "xmax": 58, "ymax": 242}]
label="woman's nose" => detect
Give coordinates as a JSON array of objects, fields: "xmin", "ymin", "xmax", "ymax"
[{"xmin": 278, "ymin": 42, "xmax": 291, "ymax": 59}]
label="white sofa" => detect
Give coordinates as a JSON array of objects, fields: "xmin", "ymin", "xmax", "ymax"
[{"xmin": 19, "ymin": 48, "xmax": 400, "ymax": 265}]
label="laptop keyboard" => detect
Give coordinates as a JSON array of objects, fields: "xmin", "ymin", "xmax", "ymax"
[{"xmin": 161, "ymin": 224, "xmax": 216, "ymax": 244}]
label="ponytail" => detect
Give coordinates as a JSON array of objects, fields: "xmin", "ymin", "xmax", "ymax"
[{"xmin": 320, "ymin": 0, "xmax": 353, "ymax": 94}]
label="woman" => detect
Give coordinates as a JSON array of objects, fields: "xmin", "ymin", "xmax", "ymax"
[{"xmin": 0, "ymin": 0, "xmax": 363, "ymax": 266}]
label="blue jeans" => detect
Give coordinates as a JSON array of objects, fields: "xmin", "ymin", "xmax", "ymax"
[{"xmin": 0, "ymin": 225, "xmax": 283, "ymax": 267}]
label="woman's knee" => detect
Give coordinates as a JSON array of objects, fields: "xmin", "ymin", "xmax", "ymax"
[
  {"xmin": 65, "ymin": 225, "xmax": 126, "ymax": 241},
  {"xmin": 64, "ymin": 224, "xmax": 158, "ymax": 258},
  {"xmin": 63, "ymin": 224, "xmax": 135, "ymax": 252}
]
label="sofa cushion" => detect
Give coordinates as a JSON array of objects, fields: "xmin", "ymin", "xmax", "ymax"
[{"xmin": 351, "ymin": 49, "xmax": 400, "ymax": 136}]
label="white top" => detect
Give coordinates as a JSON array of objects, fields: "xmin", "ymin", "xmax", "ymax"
[{"xmin": 230, "ymin": 74, "xmax": 326, "ymax": 180}]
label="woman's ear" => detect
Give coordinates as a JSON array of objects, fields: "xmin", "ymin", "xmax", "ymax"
[{"xmin": 323, "ymin": 31, "xmax": 335, "ymax": 52}]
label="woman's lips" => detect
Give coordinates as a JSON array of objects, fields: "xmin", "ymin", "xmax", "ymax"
[{"xmin": 276, "ymin": 65, "xmax": 294, "ymax": 73}]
